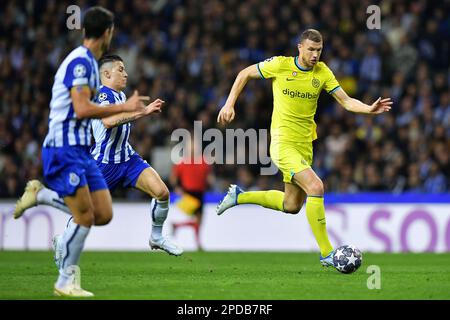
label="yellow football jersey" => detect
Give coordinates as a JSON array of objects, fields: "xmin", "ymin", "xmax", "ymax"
[{"xmin": 257, "ymin": 56, "xmax": 340, "ymax": 143}]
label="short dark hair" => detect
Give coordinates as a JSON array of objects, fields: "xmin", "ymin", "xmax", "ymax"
[
  {"xmin": 83, "ymin": 6, "xmax": 114, "ymax": 39},
  {"xmin": 98, "ymin": 54, "xmax": 123, "ymax": 69},
  {"xmin": 299, "ymin": 29, "xmax": 322, "ymax": 43}
]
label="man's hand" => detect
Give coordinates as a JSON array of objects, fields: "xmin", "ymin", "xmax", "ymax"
[
  {"xmin": 368, "ymin": 97, "xmax": 393, "ymax": 114},
  {"xmin": 332, "ymin": 89, "xmax": 393, "ymax": 115},
  {"xmin": 217, "ymin": 105, "xmax": 235, "ymax": 125},
  {"xmin": 143, "ymin": 98, "xmax": 165, "ymax": 115},
  {"xmin": 123, "ymin": 90, "xmax": 149, "ymax": 113}
]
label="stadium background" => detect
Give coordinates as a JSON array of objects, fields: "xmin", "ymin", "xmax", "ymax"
[
  {"xmin": 0, "ymin": 0, "xmax": 449, "ymax": 252},
  {"xmin": 0, "ymin": 0, "xmax": 448, "ymax": 198},
  {"xmin": 0, "ymin": 0, "xmax": 450, "ymax": 301}
]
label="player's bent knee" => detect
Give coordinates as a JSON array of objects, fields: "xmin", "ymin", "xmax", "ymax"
[
  {"xmin": 308, "ymin": 180, "xmax": 324, "ymax": 196},
  {"xmin": 74, "ymin": 209, "xmax": 95, "ymax": 227},
  {"xmin": 283, "ymin": 202, "xmax": 302, "ymax": 214},
  {"xmin": 95, "ymin": 216, "xmax": 112, "ymax": 226},
  {"xmin": 94, "ymin": 213, "xmax": 112, "ymax": 226},
  {"xmin": 154, "ymin": 186, "xmax": 170, "ymax": 201},
  {"xmin": 94, "ymin": 207, "xmax": 113, "ymax": 226}
]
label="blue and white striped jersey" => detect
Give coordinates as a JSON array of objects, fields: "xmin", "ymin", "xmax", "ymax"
[
  {"xmin": 90, "ymin": 86, "xmax": 136, "ymax": 164},
  {"xmin": 43, "ymin": 46, "xmax": 100, "ymax": 148}
]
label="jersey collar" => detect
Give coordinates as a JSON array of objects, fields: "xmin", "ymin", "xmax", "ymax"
[
  {"xmin": 102, "ymin": 85, "xmax": 121, "ymax": 94},
  {"xmin": 294, "ymin": 56, "xmax": 313, "ymax": 72},
  {"xmin": 81, "ymin": 45, "xmax": 95, "ymax": 59}
]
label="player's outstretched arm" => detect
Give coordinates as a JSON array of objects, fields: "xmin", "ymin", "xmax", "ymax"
[
  {"xmin": 71, "ymin": 86, "xmax": 149, "ymax": 119},
  {"xmin": 217, "ymin": 64, "xmax": 261, "ymax": 125},
  {"xmin": 101, "ymin": 98, "xmax": 165, "ymax": 129},
  {"xmin": 332, "ymin": 87, "xmax": 392, "ymax": 114}
]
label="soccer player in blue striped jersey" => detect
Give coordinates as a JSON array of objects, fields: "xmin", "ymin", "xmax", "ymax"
[
  {"xmin": 91, "ymin": 54, "xmax": 182, "ymax": 255},
  {"xmin": 13, "ymin": 7, "xmax": 150, "ymax": 297},
  {"xmin": 15, "ymin": 56, "xmax": 182, "ymax": 257}
]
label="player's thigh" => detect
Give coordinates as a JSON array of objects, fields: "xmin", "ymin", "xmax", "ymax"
[
  {"xmin": 90, "ymin": 188, "xmax": 113, "ymax": 226},
  {"xmin": 270, "ymin": 141, "xmax": 313, "ymax": 184},
  {"xmin": 292, "ymin": 168, "xmax": 324, "ymax": 196},
  {"xmin": 63, "ymin": 185, "xmax": 95, "ymax": 227},
  {"xmin": 135, "ymin": 167, "xmax": 169, "ymax": 201},
  {"xmin": 83, "ymin": 157, "xmax": 112, "ymax": 225},
  {"xmin": 283, "ymin": 182, "xmax": 307, "ymax": 214}
]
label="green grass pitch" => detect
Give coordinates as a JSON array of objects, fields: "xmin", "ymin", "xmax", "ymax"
[{"xmin": 1, "ymin": 251, "xmax": 450, "ymax": 300}]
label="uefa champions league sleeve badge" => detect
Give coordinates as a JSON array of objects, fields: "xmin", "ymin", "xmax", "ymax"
[{"xmin": 73, "ymin": 64, "xmax": 87, "ymax": 78}]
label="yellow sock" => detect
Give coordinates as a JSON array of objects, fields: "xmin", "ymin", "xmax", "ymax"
[
  {"xmin": 305, "ymin": 196, "xmax": 333, "ymax": 257},
  {"xmin": 237, "ymin": 190, "xmax": 284, "ymax": 212}
]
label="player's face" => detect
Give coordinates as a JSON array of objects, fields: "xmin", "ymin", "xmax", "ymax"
[
  {"xmin": 298, "ymin": 39, "xmax": 322, "ymax": 68},
  {"xmin": 110, "ymin": 61, "xmax": 128, "ymax": 90}
]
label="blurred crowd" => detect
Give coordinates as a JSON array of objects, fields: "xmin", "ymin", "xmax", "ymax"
[{"xmin": 0, "ymin": 0, "xmax": 449, "ymax": 199}]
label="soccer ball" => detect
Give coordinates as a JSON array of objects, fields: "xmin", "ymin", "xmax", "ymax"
[{"xmin": 333, "ymin": 245, "xmax": 363, "ymax": 274}]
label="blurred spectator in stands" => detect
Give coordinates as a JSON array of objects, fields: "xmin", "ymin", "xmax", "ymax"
[
  {"xmin": 424, "ymin": 162, "xmax": 447, "ymax": 193},
  {"xmin": 0, "ymin": 0, "xmax": 448, "ymax": 198}
]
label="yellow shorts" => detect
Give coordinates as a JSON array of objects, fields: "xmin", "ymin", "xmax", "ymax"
[{"xmin": 270, "ymin": 140, "xmax": 313, "ymax": 183}]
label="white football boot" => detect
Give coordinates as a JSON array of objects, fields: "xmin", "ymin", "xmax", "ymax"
[
  {"xmin": 54, "ymin": 265, "xmax": 94, "ymax": 298},
  {"xmin": 54, "ymin": 284, "xmax": 94, "ymax": 298},
  {"xmin": 150, "ymin": 237, "xmax": 184, "ymax": 256},
  {"xmin": 13, "ymin": 180, "xmax": 43, "ymax": 219},
  {"xmin": 216, "ymin": 184, "xmax": 244, "ymax": 215}
]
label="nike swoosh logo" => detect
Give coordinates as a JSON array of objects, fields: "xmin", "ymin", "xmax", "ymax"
[
  {"xmin": 286, "ymin": 78, "xmax": 296, "ymax": 81},
  {"xmin": 317, "ymin": 218, "xmax": 326, "ymax": 222}
]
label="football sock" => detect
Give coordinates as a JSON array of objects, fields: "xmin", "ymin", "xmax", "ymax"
[
  {"xmin": 55, "ymin": 219, "xmax": 90, "ymax": 288},
  {"xmin": 151, "ymin": 199, "xmax": 169, "ymax": 239},
  {"xmin": 66, "ymin": 216, "xmax": 73, "ymax": 229},
  {"xmin": 305, "ymin": 196, "xmax": 333, "ymax": 257},
  {"xmin": 37, "ymin": 187, "xmax": 71, "ymax": 214},
  {"xmin": 237, "ymin": 190, "xmax": 285, "ymax": 212}
]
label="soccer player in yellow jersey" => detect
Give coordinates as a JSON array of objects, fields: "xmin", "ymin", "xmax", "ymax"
[{"xmin": 216, "ymin": 29, "xmax": 392, "ymax": 266}]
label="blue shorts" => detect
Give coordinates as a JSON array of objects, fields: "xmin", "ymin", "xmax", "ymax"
[
  {"xmin": 96, "ymin": 154, "xmax": 151, "ymax": 190},
  {"xmin": 42, "ymin": 146, "xmax": 108, "ymax": 198}
]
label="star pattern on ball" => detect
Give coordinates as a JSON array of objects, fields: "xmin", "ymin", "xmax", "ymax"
[
  {"xmin": 332, "ymin": 245, "xmax": 363, "ymax": 274},
  {"xmin": 346, "ymin": 252, "xmax": 358, "ymax": 266}
]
